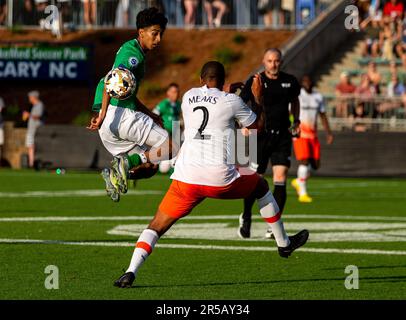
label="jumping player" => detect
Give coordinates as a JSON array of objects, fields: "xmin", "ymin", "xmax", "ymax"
[
  {"xmin": 291, "ymin": 75, "xmax": 333, "ymax": 202},
  {"xmin": 87, "ymin": 8, "xmax": 177, "ymax": 201},
  {"xmin": 113, "ymin": 61, "xmax": 309, "ymax": 288}
]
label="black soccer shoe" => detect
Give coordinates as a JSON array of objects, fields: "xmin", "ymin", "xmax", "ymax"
[
  {"xmin": 114, "ymin": 272, "xmax": 135, "ymax": 288},
  {"xmin": 278, "ymin": 229, "xmax": 309, "ymax": 258},
  {"xmin": 238, "ymin": 213, "xmax": 251, "ymax": 239}
]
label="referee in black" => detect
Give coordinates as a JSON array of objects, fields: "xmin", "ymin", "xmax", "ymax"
[{"xmin": 238, "ymin": 48, "xmax": 301, "ymax": 239}]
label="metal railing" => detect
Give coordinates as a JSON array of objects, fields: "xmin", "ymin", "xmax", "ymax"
[
  {"xmin": 323, "ymin": 95, "xmax": 406, "ymax": 132},
  {"xmin": 1, "ymin": 0, "xmax": 334, "ymax": 30}
]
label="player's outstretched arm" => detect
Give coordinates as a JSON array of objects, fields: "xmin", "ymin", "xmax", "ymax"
[{"xmin": 87, "ymin": 88, "xmax": 110, "ymax": 130}]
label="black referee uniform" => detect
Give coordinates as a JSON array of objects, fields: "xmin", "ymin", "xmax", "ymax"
[{"xmin": 240, "ymin": 70, "xmax": 301, "ymax": 222}]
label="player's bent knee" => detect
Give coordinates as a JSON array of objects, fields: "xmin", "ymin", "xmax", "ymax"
[
  {"xmin": 254, "ymin": 177, "xmax": 270, "ymax": 199},
  {"xmin": 148, "ymin": 209, "xmax": 179, "ymax": 237}
]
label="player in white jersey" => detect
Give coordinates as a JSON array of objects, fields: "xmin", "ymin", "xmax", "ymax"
[
  {"xmin": 113, "ymin": 61, "xmax": 309, "ymax": 288},
  {"xmin": 292, "ymin": 75, "xmax": 334, "ymax": 202}
]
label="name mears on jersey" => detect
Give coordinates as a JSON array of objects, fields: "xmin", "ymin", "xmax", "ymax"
[
  {"xmin": 171, "ymin": 85, "xmax": 256, "ymax": 187},
  {"xmin": 188, "ymin": 95, "xmax": 219, "ymax": 105}
]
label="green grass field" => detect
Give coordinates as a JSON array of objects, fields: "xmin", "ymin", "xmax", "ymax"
[{"xmin": 0, "ymin": 169, "xmax": 405, "ymax": 300}]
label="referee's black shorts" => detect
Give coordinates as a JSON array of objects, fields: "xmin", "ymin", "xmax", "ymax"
[{"xmin": 255, "ymin": 129, "xmax": 292, "ymax": 174}]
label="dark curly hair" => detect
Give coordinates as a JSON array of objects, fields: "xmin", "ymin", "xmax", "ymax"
[{"xmin": 136, "ymin": 7, "xmax": 168, "ymax": 31}]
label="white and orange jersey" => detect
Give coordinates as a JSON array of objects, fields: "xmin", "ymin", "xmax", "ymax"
[
  {"xmin": 298, "ymin": 88, "xmax": 326, "ymax": 139},
  {"xmin": 171, "ymin": 85, "xmax": 256, "ymax": 187}
]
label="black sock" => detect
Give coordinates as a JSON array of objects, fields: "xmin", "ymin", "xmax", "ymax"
[
  {"xmin": 273, "ymin": 183, "xmax": 287, "ymax": 213},
  {"xmin": 242, "ymin": 196, "xmax": 256, "ymax": 220}
]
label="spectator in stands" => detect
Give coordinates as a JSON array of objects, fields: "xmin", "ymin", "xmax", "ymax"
[
  {"xmin": 57, "ymin": 0, "xmax": 74, "ymax": 31},
  {"xmin": 383, "ymin": 0, "xmax": 404, "ymax": 20},
  {"xmin": 387, "ymin": 74, "xmax": 406, "ymax": 97},
  {"xmin": 35, "ymin": 0, "xmax": 48, "ymax": 28},
  {"xmin": 0, "ymin": 0, "xmax": 7, "ymax": 25},
  {"xmin": 100, "ymin": 0, "xmax": 118, "ymax": 26},
  {"xmin": 355, "ymin": 73, "xmax": 378, "ymax": 118},
  {"xmin": 350, "ymin": 102, "xmax": 369, "ymax": 132},
  {"xmin": 367, "ymin": 0, "xmax": 382, "ymax": 21},
  {"xmin": 360, "ymin": 15, "xmax": 382, "ymax": 57},
  {"xmin": 204, "ymin": 0, "xmax": 227, "ymax": 28},
  {"xmin": 367, "ymin": 61, "xmax": 382, "ymax": 94},
  {"xmin": 335, "ymin": 72, "xmax": 356, "ymax": 117},
  {"xmin": 23, "ymin": 0, "xmax": 36, "ymax": 25},
  {"xmin": 0, "ymin": 96, "xmax": 4, "ymax": 165},
  {"xmin": 356, "ymin": 73, "xmax": 377, "ymax": 98},
  {"xmin": 82, "ymin": 0, "xmax": 96, "ymax": 28},
  {"xmin": 377, "ymin": 74, "xmax": 406, "ymax": 114},
  {"xmin": 115, "ymin": 0, "xmax": 129, "ymax": 27},
  {"xmin": 258, "ymin": 0, "xmax": 285, "ymax": 27},
  {"xmin": 23, "ymin": 91, "xmax": 45, "ymax": 168},
  {"xmin": 184, "ymin": 0, "xmax": 199, "ymax": 28},
  {"xmin": 162, "ymin": 0, "xmax": 177, "ymax": 25},
  {"xmin": 395, "ymin": 16, "xmax": 406, "ymax": 67}
]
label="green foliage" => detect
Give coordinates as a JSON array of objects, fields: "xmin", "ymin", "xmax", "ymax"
[
  {"xmin": 140, "ymin": 82, "xmax": 165, "ymax": 98},
  {"xmin": 72, "ymin": 111, "xmax": 92, "ymax": 127},
  {"xmin": 232, "ymin": 33, "xmax": 247, "ymax": 44},
  {"xmin": 214, "ymin": 47, "xmax": 241, "ymax": 67},
  {"xmin": 8, "ymin": 24, "xmax": 26, "ymax": 34},
  {"xmin": 3, "ymin": 103, "xmax": 20, "ymax": 121},
  {"xmin": 170, "ymin": 54, "xmax": 190, "ymax": 64}
]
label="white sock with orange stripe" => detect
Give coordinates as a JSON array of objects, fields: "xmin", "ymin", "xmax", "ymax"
[
  {"xmin": 126, "ymin": 229, "xmax": 159, "ymax": 275},
  {"xmin": 257, "ymin": 191, "xmax": 290, "ymax": 247},
  {"xmin": 297, "ymin": 164, "xmax": 309, "ymax": 196}
]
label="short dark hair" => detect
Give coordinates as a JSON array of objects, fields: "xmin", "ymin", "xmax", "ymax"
[
  {"xmin": 136, "ymin": 7, "xmax": 168, "ymax": 31},
  {"xmin": 167, "ymin": 82, "xmax": 179, "ymax": 90},
  {"xmin": 200, "ymin": 61, "xmax": 225, "ymax": 84}
]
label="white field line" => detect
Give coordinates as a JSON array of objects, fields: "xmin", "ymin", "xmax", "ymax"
[
  {"xmin": 107, "ymin": 222, "xmax": 406, "ymax": 242},
  {"xmin": 0, "ymin": 190, "xmax": 163, "ymax": 198},
  {"xmin": 0, "ymin": 238, "xmax": 405, "ymax": 256},
  {"xmin": 0, "ymin": 214, "xmax": 406, "ymax": 222}
]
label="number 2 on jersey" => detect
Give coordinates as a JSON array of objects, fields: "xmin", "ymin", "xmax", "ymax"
[{"xmin": 193, "ymin": 106, "xmax": 211, "ymax": 140}]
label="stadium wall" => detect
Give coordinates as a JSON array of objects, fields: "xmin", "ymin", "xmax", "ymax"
[{"xmin": 19, "ymin": 125, "xmax": 406, "ymax": 177}]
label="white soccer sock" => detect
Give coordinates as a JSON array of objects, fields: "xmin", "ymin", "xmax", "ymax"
[
  {"xmin": 297, "ymin": 164, "xmax": 310, "ymax": 196},
  {"xmin": 257, "ymin": 191, "xmax": 290, "ymax": 247},
  {"xmin": 126, "ymin": 229, "xmax": 159, "ymax": 275}
]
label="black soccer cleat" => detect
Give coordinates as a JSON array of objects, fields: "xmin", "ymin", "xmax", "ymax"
[
  {"xmin": 238, "ymin": 213, "xmax": 251, "ymax": 239},
  {"xmin": 114, "ymin": 272, "xmax": 135, "ymax": 288},
  {"xmin": 278, "ymin": 229, "xmax": 309, "ymax": 258}
]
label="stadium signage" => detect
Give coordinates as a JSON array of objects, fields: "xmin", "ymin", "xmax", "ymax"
[{"xmin": 0, "ymin": 46, "xmax": 91, "ymax": 81}]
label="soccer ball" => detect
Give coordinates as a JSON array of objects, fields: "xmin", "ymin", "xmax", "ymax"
[
  {"xmin": 159, "ymin": 160, "xmax": 172, "ymax": 174},
  {"xmin": 104, "ymin": 67, "xmax": 136, "ymax": 100}
]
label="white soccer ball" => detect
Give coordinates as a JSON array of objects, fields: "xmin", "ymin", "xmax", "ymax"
[
  {"xmin": 104, "ymin": 67, "xmax": 136, "ymax": 100},
  {"xmin": 159, "ymin": 160, "xmax": 172, "ymax": 174}
]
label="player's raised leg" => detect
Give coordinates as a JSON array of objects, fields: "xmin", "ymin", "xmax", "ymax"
[{"xmin": 111, "ymin": 122, "xmax": 178, "ymax": 194}]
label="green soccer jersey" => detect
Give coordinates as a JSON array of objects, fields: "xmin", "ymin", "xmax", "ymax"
[
  {"xmin": 92, "ymin": 39, "xmax": 146, "ymax": 112},
  {"xmin": 155, "ymin": 98, "xmax": 181, "ymax": 133}
]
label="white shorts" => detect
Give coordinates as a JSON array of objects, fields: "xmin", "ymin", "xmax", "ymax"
[
  {"xmin": 26, "ymin": 131, "xmax": 35, "ymax": 147},
  {"xmin": 98, "ymin": 105, "xmax": 169, "ymax": 157}
]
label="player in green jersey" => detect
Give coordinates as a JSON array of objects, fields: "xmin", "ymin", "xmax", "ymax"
[
  {"xmin": 87, "ymin": 8, "xmax": 178, "ymax": 202},
  {"xmin": 152, "ymin": 83, "xmax": 182, "ymax": 174},
  {"xmin": 153, "ymin": 83, "xmax": 182, "ymax": 134}
]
